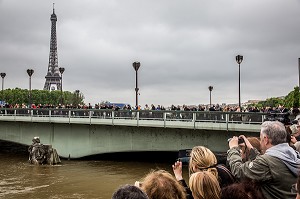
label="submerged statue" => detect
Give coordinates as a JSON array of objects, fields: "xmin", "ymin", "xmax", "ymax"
[{"xmin": 28, "ymin": 137, "xmax": 61, "ymax": 165}]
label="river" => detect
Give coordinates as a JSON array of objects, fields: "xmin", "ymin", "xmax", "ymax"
[{"xmin": 0, "ymin": 141, "xmax": 189, "ymax": 199}]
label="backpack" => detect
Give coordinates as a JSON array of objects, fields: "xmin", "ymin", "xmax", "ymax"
[{"xmin": 216, "ymin": 164, "xmax": 236, "ymax": 187}]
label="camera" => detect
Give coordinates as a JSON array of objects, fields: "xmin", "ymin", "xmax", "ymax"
[
  {"xmin": 227, "ymin": 137, "xmax": 244, "ymax": 144},
  {"xmin": 177, "ymin": 157, "xmax": 190, "ymax": 164}
]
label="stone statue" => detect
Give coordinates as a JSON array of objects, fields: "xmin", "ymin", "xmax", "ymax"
[{"xmin": 28, "ymin": 137, "xmax": 61, "ymax": 165}]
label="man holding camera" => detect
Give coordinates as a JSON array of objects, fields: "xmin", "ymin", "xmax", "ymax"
[{"xmin": 227, "ymin": 121, "xmax": 300, "ymax": 199}]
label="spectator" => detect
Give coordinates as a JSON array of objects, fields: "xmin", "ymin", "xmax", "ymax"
[
  {"xmin": 221, "ymin": 181, "xmax": 264, "ymax": 199},
  {"xmin": 227, "ymin": 121, "xmax": 300, "ymax": 199},
  {"xmin": 189, "ymin": 171, "xmax": 221, "ymax": 199},
  {"xmin": 135, "ymin": 169, "xmax": 186, "ymax": 199},
  {"xmin": 172, "ymin": 146, "xmax": 235, "ymax": 199},
  {"xmin": 112, "ymin": 184, "xmax": 148, "ymax": 199},
  {"xmin": 238, "ymin": 136, "xmax": 261, "ymax": 162},
  {"xmin": 290, "ymin": 124, "xmax": 300, "ymax": 138},
  {"xmin": 286, "ymin": 126, "xmax": 297, "ymax": 150},
  {"xmin": 290, "ymin": 124, "xmax": 300, "ymax": 146}
]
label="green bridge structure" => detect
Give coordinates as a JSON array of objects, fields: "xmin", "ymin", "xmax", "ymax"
[{"xmin": 0, "ymin": 108, "xmax": 279, "ymax": 159}]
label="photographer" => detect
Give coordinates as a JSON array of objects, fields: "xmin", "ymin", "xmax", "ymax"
[
  {"xmin": 231, "ymin": 135, "xmax": 261, "ymax": 162},
  {"xmin": 227, "ymin": 121, "xmax": 300, "ymax": 199}
]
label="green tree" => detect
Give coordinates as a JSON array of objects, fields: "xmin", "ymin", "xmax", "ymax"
[
  {"xmin": 293, "ymin": 86, "xmax": 299, "ymax": 108},
  {"xmin": 2, "ymin": 88, "xmax": 84, "ymax": 106},
  {"xmin": 256, "ymin": 97, "xmax": 284, "ymax": 108},
  {"xmin": 284, "ymin": 86, "xmax": 300, "ymax": 108}
]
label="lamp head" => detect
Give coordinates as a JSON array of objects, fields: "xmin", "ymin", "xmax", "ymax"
[
  {"xmin": 59, "ymin": 67, "xmax": 65, "ymax": 74},
  {"xmin": 27, "ymin": 69, "xmax": 34, "ymax": 77},
  {"xmin": 236, "ymin": 55, "xmax": 243, "ymax": 64},
  {"xmin": 0, "ymin": 73, "xmax": 6, "ymax": 78},
  {"xmin": 132, "ymin": 62, "xmax": 141, "ymax": 71}
]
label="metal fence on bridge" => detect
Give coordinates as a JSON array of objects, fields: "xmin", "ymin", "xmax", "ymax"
[{"xmin": 0, "ymin": 108, "xmax": 288, "ymax": 125}]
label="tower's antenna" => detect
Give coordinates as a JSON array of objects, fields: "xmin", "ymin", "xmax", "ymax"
[{"xmin": 53, "ymin": 3, "xmax": 55, "ymax": 13}]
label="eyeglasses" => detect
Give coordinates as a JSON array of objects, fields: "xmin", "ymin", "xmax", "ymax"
[{"xmin": 291, "ymin": 183, "xmax": 298, "ymax": 193}]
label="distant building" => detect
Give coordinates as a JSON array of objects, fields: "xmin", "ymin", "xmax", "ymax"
[{"xmin": 243, "ymin": 100, "xmax": 262, "ymax": 107}]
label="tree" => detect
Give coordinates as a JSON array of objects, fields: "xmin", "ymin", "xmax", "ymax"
[
  {"xmin": 1, "ymin": 88, "xmax": 84, "ymax": 106},
  {"xmin": 293, "ymin": 86, "xmax": 299, "ymax": 108},
  {"xmin": 284, "ymin": 86, "xmax": 300, "ymax": 108}
]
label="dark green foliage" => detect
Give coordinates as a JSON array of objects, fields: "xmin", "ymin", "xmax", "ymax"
[
  {"xmin": 293, "ymin": 86, "xmax": 299, "ymax": 108},
  {"xmin": 0, "ymin": 88, "xmax": 84, "ymax": 106},
  {"xmin": 247, "ymin": 86, "xmax": 299, "ymax": 109}
]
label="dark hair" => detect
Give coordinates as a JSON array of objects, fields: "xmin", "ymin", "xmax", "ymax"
[
  {"xmin": 221, "ymin": 182, "xmax": 264, "ymax": 199},
  {"xmin": 112, "ymin": 184, "xmax": 148, "ymax": 199}
]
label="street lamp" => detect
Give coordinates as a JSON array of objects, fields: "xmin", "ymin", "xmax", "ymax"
[
  {"xmin": 59, "ymin": 67, "xmax": 65, "ymax": 105},
  {"xmin": 298, "ymin": 58, "xmax": 300, "ymax": 89},
  {"xmin": 27, "ymin": 69, "xmax": 34, "ymax": 107},
  {"xmin": 236, "ymin": 55, "xmax": 243, "ymax": 110},
  {"xmin": 1, "ymin": 73, "xmax": 6, "ymax": 102},
  {"xmin": 132, "ymin": 61, "xmax": 141, "ymax": 108},
  {"xmin": 208, "ymin": 86, "xmax": 213, "ymax": 108}
]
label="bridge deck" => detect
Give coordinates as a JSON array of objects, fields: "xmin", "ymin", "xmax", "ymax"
[{"xmin": 0, "ymin": 108, "xmax": 282, "ymax": 158}]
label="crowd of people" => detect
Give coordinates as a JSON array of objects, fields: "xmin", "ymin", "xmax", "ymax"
[
  {"xmin": 0, "ymin": 101, "xmax": 296, "ymax": 114},
  {"xmin": 2, "ymin": 101, "xmax": 300, "ymax": 198},
  {"xmin": 111, "ymin": 119, "xmax": 300, "ymax": 199},
  {"xmin": 2, "ymin": 102, "xmax": 296, "ymax": 125}
]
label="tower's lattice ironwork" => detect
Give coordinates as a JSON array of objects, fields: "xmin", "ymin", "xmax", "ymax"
[{"xmin": 44, "ymin": 5, "xmax": 61, "ymax": 91}]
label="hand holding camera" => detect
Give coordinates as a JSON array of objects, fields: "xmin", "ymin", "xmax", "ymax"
[
  {"xmin": 228, "ymin": 135, "xmax": 253, "ymax": 150},
  {"xmin": 228, "ymin": 136, "xmax": 240, "ymax": 149},
  {"xmin": 228, "ymin": 137, "xmax": 244, "ymax": 144}
]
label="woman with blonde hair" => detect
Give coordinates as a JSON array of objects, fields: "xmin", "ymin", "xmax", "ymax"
[
  {"xmin": 188, "ymin": 146, "xmax": 218, "ymax": 177},
  {"xmin": 135, "ymin": 169, "xmax": 186, "ymax": 199},
  {"xmin": 173, "ymin": 146, "xmax": 235, "ymax": 198},
  {"xmin": 189, "ymin": 171, "xmax": 221, "ymax": 199}
]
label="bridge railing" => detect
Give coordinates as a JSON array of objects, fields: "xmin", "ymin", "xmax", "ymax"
[{"xmin": 0, "ymin": 108, "xmax": 287, "ymax": 125}]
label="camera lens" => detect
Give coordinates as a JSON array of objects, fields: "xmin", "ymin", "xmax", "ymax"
[{"xmin": 238, "ymin": 137, "xmax": 244, "ymax": 144}]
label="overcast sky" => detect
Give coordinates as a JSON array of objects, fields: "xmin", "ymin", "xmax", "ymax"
[{"xmin": 1, "ymin": 0, "xmax": 300, "ymax": 107}]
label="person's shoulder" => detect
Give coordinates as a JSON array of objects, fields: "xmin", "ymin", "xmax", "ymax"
[
  {"xmin": 294, "ymin": 141, "xmax": 300, "ymax": 148},
  {"xmin": 216, "ymin": 164, "xmax": 236, "ymax": 186},
  {"xmin": 257, "ymin": 153, "xmax": 284, "ymax": 165}
]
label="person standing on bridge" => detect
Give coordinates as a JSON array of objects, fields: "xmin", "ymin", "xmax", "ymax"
[{"xmin": 227, "ymin": 121, "xmax": 300, "ymax": 199}]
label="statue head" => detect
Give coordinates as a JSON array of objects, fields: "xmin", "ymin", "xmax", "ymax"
[{"xmin": 32, "ymin": 137, "xmax": 40, "ymax": 144}]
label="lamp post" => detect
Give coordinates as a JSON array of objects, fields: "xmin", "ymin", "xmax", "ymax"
[
  {"xmin": 208, "ymin": 86, "xmax": 213, "ymax": 108},
  {"xmin": 132, "ymin": 62, "xmax": 141, "ymax": 108},
  {"xmin": 1, "ymin": 73, "xmax": 6, "ymax": 102},
  {"xmin": 236, "ymin": 55, "xmax": 243, "ymax": 110},
  {"xmin": 59, "ymin": 67, "xmax": 65, "ymax": 105},
  {"xmin": 27, "ymin": 69, "xmax": 34, "ymax": 107},
  {"xmin": 298, "ymin": 58, "xmax": 300, "ymax": 89}
]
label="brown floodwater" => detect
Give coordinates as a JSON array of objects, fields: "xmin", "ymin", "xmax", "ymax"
[{"xmin": 0, "ymin": 141, "xmax": 189, "ymax": 199}]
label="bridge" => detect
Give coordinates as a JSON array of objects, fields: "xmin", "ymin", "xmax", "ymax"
[{"xmin": 0, "ymin": 108, "xmax": 277, "ymax": 158}]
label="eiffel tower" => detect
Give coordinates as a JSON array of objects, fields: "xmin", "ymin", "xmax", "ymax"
[{"xmin": 44, "ymin": 4, "xmax": 61, "ymax": 91}]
